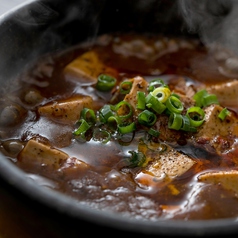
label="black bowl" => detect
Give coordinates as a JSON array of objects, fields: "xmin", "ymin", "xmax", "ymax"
[{"xmin": 0, "ymin": 0, "xmax": 238, "ymax": 237}]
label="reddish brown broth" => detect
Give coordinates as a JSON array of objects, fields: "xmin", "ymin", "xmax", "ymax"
[{"xmin": 1, "ymin": 33, "xmax": 238, "ymax": 221}]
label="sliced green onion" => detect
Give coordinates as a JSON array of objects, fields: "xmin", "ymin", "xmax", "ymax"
[
  {"xmin": 180, "ymin": 115, "xmax": 197, "ymax": 132},
  {"xmin": 186, "ymin": 106, "xmax": 205, "ymax": 127},
  {"xmin": 168, "ymin": 113, "xmax": 183, "ymax": 130},
  {"xmin": 148, "ymin": 78, "xmax": 167, "ymax": 92},
  {"xmin": 119, "ymin": 81, "xmax": 132, "ymax": 94},
  {"xmin": 148, "ymin": 128, "xmax": 160, "ymax": 137},
  {"xmin": 151, "ymin": 87, "xmax": 171, "ymax": 103},
  {"xmin": 80, "ymin": 108, "xmax": 96, "ymax": 125},
  {"xmin": 99, "ymin": 104, "xmax": 114, "ymax": 123},
  {"xmin": 171, "ymin": 93, "xmax": 180, "ymax": 99},
  {"xmin": 107, "ymin": 116, "xmax": 120, "ymax": 131},
  {"xmin": 118, "ymin": 122, "xmax": 136, "ymax": 134},
  {"xmin": 96, "ymin": 74, "xmax": 117, "ymax": 91},
  {"xmin": 202, "ymin": 94, "xmax": 219, "ymax": 107},
  {"xmin": 166, "ymin": 95, "xmax": 184, "ymax": 114},
  {"xmin": 127, "ymin": 151, "xmax": 146, "ymax": 167},
  {"xmin": 73, "ymin": 119, "xmax": 91, "ymax": 136},
  {"xmin": 92, "ymin": 128, "xmax": 111, "ymax": 144},
  {"xmin": 193, "ymin": 89, "xmax": 208, "ymax": 107},
  {"xmin": 218, "ymin": 107, "xmax": 231, "ymax": 121},
  {"xmin": 114, "ymin": 101, "xmax": 133, "ymax": 120},
  {"xmin": 145, "ymin": 93, "xmax": 166, "ymax": 114},
  {"xmin": 180, "ymin": 115, "xmax": 190, "ymax": 131},
  {"xmin": 136, "ymin": 91, "xmax": 146, "ymax": 110},
  {"xmin": 193, "ymin": 89, "xmax": 219, "ymax": 107},
  {"xmin": 138, "ymin": 110, "xmax": 157, "ymax": 127}
]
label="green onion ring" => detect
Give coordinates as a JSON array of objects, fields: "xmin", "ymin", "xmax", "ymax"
[
  {"xmin": 96, "ymin": 74, "xmax": 117, "ymax": 92},
  {"xmin": 114, "ymin": 101, "xmax": 133, "ymax": 120},
  {"xmin": 148, "ymin": 128, "xmax": 160, "ymax": 137},
  {"xmin": 118, "ymin": 122, "xmax": 136, "ymax": 134},
  {"xmin": 145, "ymin": 93, "xmax": 166, "ymax": 114},
  {"xmin": 107, "ymin": 116, "xmax": 120, "ymax": 131},
  {"xmin": 73, "ymin": 119, "xmax": 91, "ymax": 136},
  {"xmin": 202, "ymin": 94, "xmax": 219, "ymax": 107},
  {"xmin": 151, "ymin": 87, "xmax": 171, "ymax": 103},
  {"xmin": 99, "ymin": 104, "xmax": 114, "ymax": 123},
  {"xmin": 119, "ymin": 81, "xmax": 133, "ymax": 94},
  {"xmin": 138, "ymin": 110, "xmax": 157, "ymax": 127},
  {"xmin": 218, "ymin": 107, "xmax": 231, "ymax": 121},
  {"xmin": 92, "ymin": 128, "xmax": 111, "ymax": 144},
  {"xmin": 186, "ymin": 106, "xmax": 205, "ymax": 127},
  {"xmin": 193, "ymin": 89, "xmax": 219, "ymax": 107},
  {"xmin": 180, "ymin": 115, "xmax": 190, "ymax": 131},
  {"xmin": 148, "ymin": 78, "xmax": 167, "ymax": 92},
  {"xmin": 180, "ymin": 115, "xmax": 197, "ymax": 132},
  {"xmin": 193, "ymin": 89, "xmax": 208, "ymax": 107},
  {"xmin": 171, "ymin": 93, "xmax": 180, "ymax": 99},
  {"xmin": 80, "ymin": 108, "xmax": 96, "ymax": 125},
  {"xmin": 168, "ymin": 113, "xmax": 183, "ymax": 130},
  {"xmin": 166, "ymin": 95, "xmax": 184, "ymax": 114}
]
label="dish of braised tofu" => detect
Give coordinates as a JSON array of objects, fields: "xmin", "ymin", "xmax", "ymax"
[{"xmin": 1, "ymin": 33, "xmax": 238, "ymax": 220}]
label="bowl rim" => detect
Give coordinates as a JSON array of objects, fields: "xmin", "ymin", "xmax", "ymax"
[
  {"xmin": 1, "ymin": 155, "xmax": 238, "ymax": 237},
  {"xmin": 0, "ymin": 0, "xmax": 238, "ymax": 236}
]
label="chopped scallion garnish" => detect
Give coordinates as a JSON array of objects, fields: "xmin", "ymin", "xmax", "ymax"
[
  {"xmin": 193, "ymin": 89, "xmax": 219, "ymax": 107},
  {"xmin": 73, "ymin": 119, "xmax": 91, "ymax": 136},
  {"xmin": 180, "ymin": 115, "xmax": 197, "ymax": 132},
  {"xmin": 148, "ymin": 128, "xmax": 160, "ymax": 137},
  {"xmin": 136, "ymin": 91, "xmax": 146, "ymax": 110},
  {"xmin": 119, "ymin": 81, "xmax": 133, "ymax": 94},
  {"xmin": 218, "ymin": 107, "xmax": 231, "ymax": 121},
  {"xmin": 107, "ymin": 116, "xmax": 120, "ymax": 131},
  {"xmin": 96, "ymin": 74, "xmax": 117, "ymax": 91},
  {"xmin": 151, "ymin": 87, "xmax": 171, "ymax": 103},
  {"xmin": 92, "ymin": 128, "xmax": 111, "ymax": 144},
  {"xmin": 148, "ymin": 78, "xmax": 167, "ymax": 92},
  {"xmin": 80, "ymin": 108, "xmax": 96, "ymax": 125},
  {"xmin": 138, "ymin": 110, "xmax": 157, "ymax": 127},
  {"xmin": 145, "ymin": 93, "xmax": 166, "ymax": 114},
  {"xmin": 166, "ymin": 95, "xmax": 184, "ymax": 114},
  {"xmin": 114, "ymin": 100, "xmax": 133, "ymax": 120},
  {"xmin": 99, "ymin": 104, "xmax": 114, "ymax": 123},
  {"xmin": 118, "ymin": 122, "xmax": 136, "ymax": 134},
  {"xmin": 193, "ymin": 89, "xmax": 208, "ymax": 107},
  {"xmin": 73, "ymin": 76, "xmax": 223, "ymax": 158},
  {"xmin": 202, "ymin": 94, "xmax": 219, "ymax": 107},
  {"xmin": 168, "ymin": 113, "xmax": 183, "ymax": 130},
  {"xmin": 186, "ymin": 106, "xmax": 205, "ymax": 127}
]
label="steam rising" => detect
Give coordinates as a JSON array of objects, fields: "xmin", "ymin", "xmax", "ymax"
[
  {"xmin": 179, "ymin": 0, "xmax": 238, "ymax": 76},
  {"xmin": 179, "ymin": 0, "xmax": 231, "ymax": 45},
  {"xmin": 2, "ymin": 0, "xmax": 238, "ymax": 82}
]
